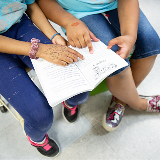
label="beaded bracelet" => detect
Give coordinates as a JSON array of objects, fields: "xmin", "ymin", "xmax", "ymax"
[
  {"xmin": 29, "ymin": 38, "xmax": 40, "ymax": 59},
  {"xmin": 50, "ymin": 33, "xmax": 61, "ymax": 41}
]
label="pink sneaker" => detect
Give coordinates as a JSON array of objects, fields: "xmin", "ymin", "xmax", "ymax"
[
  {"xmin": 27, "ymin": 134, "xmax": 59, "ymax": 157},
  {"xmin": 140, "ymin": 95, "xmax": 160, "ymax": 112},
  {"xmin": 102, "ymin": 96, "xmax": 125, "ymax": 131}
]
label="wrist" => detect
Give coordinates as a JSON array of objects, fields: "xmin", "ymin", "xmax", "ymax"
[
  {"xmin": 50, "ymin": 33, "xmax": 61, "ymax": 41},
  {"xmin": 36, "ymin": 43, "xmax": 44, "ymax": 59},
  {"xmin": 122, "ymin": 33, "xmax": 137, "ymax": 42},
  {"xmin": 63, "ymin": 16, "xmax": 79, "ymax": 29},
  {"xmin": 121, "ymin": 31, "xmax": 137, "ymax": 40},
  {"xmin": 29, "ymin": 38, "xmax": 40, "ymax": 59}
]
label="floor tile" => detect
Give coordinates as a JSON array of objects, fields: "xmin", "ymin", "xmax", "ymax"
[
  {"xmin": 0, "ymin": 121, "xmax": 38, "ymax": 160},
  {"xmin": 54, "ymin": 127, "xmax": 121, "ymax": 160},
  {"xmin": 94, "ymin": 107, "xmax": 160, "ymax": 160},
  {"xmin": 80, "ymin": 91, "xmax": 112, "ymax": 126},
  {"xmin": 0, "ymin": 103, "xmax": 92, "ymax": 160},
  {"xmin": 150, "ymin": 150, "xmax": 160, "ymax": 160},
  {"xmin": 0, "ymin": 97, "xmax": 17, "ymax": 132},
  {"xmin": 139, "ymin": 0, "xmax": 160, "ymax": 36},
  {"xmin": 47, "ymin": 103, "xmax": 93, "ymax": 152}
]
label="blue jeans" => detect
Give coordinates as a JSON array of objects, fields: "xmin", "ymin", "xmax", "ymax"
[
  {"xmin": 0, "ymin": 14, "xmax": 89, "ymax": 142},
  {"xmin": 80, "ymin": 9, "xmax": 160, "ymax": 76}
]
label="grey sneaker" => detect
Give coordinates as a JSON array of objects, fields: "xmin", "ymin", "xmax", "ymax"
[{"xmin": 102, "ymin": 97, "xmax": 125, "ymax": 131}]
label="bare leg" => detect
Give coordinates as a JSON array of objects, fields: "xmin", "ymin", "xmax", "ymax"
[
  {"xmin": 130, "ymin": 55, "xmax": 157, "ymax": 87},
  {"xmin": 107, "ymin": 55, "xmax": 157, "ymax": 111}
]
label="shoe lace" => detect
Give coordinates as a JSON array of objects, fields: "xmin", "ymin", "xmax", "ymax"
[
  {"xmin": 27, "ymin": 134, "xmax": 52, "ymax": 151},
  {"xmin": 62, "ymin": 101, "xmax": 77, "ymax": 115},
  {"xmin": 107, "ymin": 111, "xmax": 120, "ymax": 120},
  {"xmin": 67, "ymin": 106, "xmax": 77, "ymax": 115}
]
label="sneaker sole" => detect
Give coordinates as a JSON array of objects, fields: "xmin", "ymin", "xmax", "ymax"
[
  {"xmin": 62, "ymin": 105, "xmax": 78, "ymax": 123},
  {"xmin": 102, "ymin": 114, "xmax": 118, "ymax": 132}
]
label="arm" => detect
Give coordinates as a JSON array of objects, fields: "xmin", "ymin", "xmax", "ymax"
[
  {"xmin": 26, "ymin": 2, "xmax": 65, "ymax": 45},
  {"xmin": 0, "ymin": 35, "xmax": 31, "ymax": 56},
  {"xmin": 0, "ymin": 35, "xmax": 84, "ymax": 66},
  {"xmin": 118, "ymin": 0, "xmax": 139, "ymax": 40},
  {"xmin": 36, "ymin": 0, "xmax": 99, "ymax": 53},
  {"xmin": 107, "ymin": 0, "xmax": 139, "ymax": 59},
  {"xmin": 36, "ymin": 0, "xmax": 76, "ymax": 30}
]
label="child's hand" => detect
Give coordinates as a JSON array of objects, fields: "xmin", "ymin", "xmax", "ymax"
[
  {"xmin": 65, "ymin": 19, "xmax": 99, "ymax": 54},
  {"xmin": 52, "ymin": 34, "xmax": 67, "ymax": 46},
  {"xmin": 107, "ymin": 35, "xmax": 136, "ymax": 59},
  {"xmin": 37, "ymin": 43, "xmax": 84, "ymax": 66}
]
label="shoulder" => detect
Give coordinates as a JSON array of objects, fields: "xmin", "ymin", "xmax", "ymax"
[{"xmin": 0, "ymin": 1, "xmax": 28, "ymax": 33}]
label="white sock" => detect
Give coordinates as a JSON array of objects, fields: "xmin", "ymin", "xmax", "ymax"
[
  {"xmin": 64, "ymin": 101, "xmax": 73, "ymax": 108},
  {"xmin": 31, "ymin": 136, "xmax": 46, "ymax": 145},
  {"xmin": 146, "ymin": 100, "xmax": 149, "ymax": 111}
]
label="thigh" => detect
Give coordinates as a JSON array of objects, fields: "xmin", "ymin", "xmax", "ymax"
[
  {"xmin": 105, "ymin": 9, "xmax": 160, "ymax": 59},
  {"xmin": 16, "ymin": 14, "xmax": 52, "ymax": 44},
  {"xmin": 0, "ymin": 53, "xmax": 52, "ymax": 120},
  {"xmin": 1, "ymin": 15, "xmax": 53, "ymax": 122},
  {"xmin": 3, "ymin": 14, "xmax": 53, "ymax": 69},
  {"xmin": 80, "ymin": 13, "xmax": 129, "ymax": 77},
  {"xmin": 80, "ymin": 13, "xmax": 119, "ymax": 52},
  {"xmin": 133, "ymin": 9, "xmax": 160, "ymax": 59}
]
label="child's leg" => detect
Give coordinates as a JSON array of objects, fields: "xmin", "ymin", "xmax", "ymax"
[
  {"xmin": 2, "ymin": 14, "xmax": 55, "ymax": 141},
  {"xmin": 80, "ymin": 13, "xmax": 141, "ymax": 107},
  {"xmin": 80, "ymin": 11, "xmax": 160, "ymax": 131},
  {"xmin": 105, "ymin": 9, "xmax": 160, "ymax": 131},
  {"xmin": 106, "ymin": 67, "xmax": 147, "ymax": 111},
  {"xmin": 130, "ymin": 9, "xmax": 160, "ymax": 88},
  {"xmin": 109, "ymin": 9, "xmax": 160, "ymax": 109},
  {"xmin": 0, "ymin": 53, "xmax": 53, "ymax": 142},
  {"xmin": 62, "ymin": 91, "xmax": 89, "ymax": 123},
  {"xmin": 130, "ymin": 56, "xmax": 157, "ymax": 89},
  {"xmin": 66, "ymin": 92, "xmax": 89, "ymax": 107},
  {"xmin": 114, "ymin": 55, "xmax": 157, "ymax": 107},
  {"xmin": 1, "ymin": 14, "xmax": 59, "ymax": 157}
]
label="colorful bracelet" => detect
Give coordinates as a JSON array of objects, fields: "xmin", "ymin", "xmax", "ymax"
[
  {"xmin": 50, "ymin": 33, "xmax": 61, "ymax": 41},
  {"xmin": 29, "ymin": 38, "xmax": 40, "ymax": 59}
]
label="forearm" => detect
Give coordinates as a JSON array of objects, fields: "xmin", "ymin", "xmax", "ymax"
[
  {"xmin": 0, "ymin": 35, "xmax": 31, "ymax": 55},
  {"xmin": 26, "ymin": 2, "xmax": 58, "ymax": 40},
  {"xmin": 118, "ymin": 0, "xmax": 139, "ymax": 41},
  {"xmin": 36, "ymin": 0, "xmax": 77, "ymax": 29},
  {"xmin": 0, "ymin": 35, "xmax": 44, "ymax": 58}
]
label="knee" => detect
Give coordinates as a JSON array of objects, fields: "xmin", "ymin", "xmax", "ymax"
[
  {"xmin": 27, "ymin": 107, "xmax": 53, "ymax": 132},
  {"xmin": 76, "ymin": 91, "xmax": 89, "ymax": 105},
  {"xmin": 114, "ymin": 67, "xmax": 130, "ymax": 80},
  {"xmin": 150, "ymin": 55, "xmax": 157, "ymax": 61},
  {"xmin": 66, "ymin": 91, "xmax": 89, "ymax": 106}
]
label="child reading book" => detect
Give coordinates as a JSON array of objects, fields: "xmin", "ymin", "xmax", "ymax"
[
  {"xmin": 37, "ymin": 0, "xmax": 160, "ymax": 132},
  {"xmin": 0, "ymin": 0, "xmax": 90, "ymax": 157}
]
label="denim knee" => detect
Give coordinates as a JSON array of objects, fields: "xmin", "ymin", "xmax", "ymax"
[
  {"xmin": 24, "ymin": 106, "xmax": 53, "ymax": 134},
  {"xmin": 66, "ymin": 91, "xmax": 89, "ymax": 107}
]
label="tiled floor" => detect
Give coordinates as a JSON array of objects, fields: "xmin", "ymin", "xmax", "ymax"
[{"xmin": 1, "ymin": 0, "xmax": 160, "ymax": 159}]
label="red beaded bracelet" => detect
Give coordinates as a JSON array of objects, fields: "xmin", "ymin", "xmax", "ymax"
[{"xmin": 29, "ymin": 38, "xmax": 40, "ymax": 59}]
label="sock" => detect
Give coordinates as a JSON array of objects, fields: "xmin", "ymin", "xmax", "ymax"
[
  {"xmin": 146, "ymin": 100, "xmax": 150, "ymax": 111},
  {"xmin": 30, "ymin": 136, "xmax": 46, "ymax": 145},
  {"xmin": 64, "ymin": 101, "xmax": 74, "ymax": 109}
]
